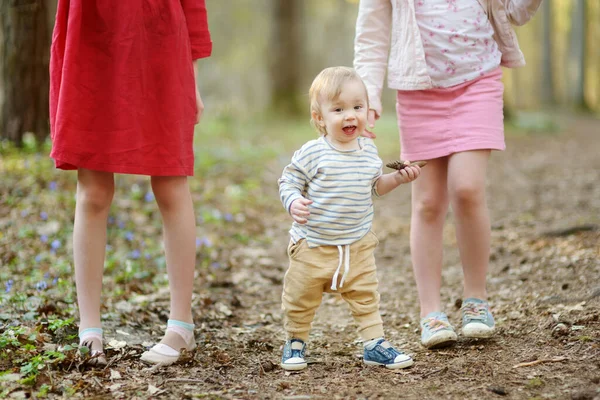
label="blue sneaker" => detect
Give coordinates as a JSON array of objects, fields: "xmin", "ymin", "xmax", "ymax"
[
  {"xmin": 281, "ymin": 339, "xmax": 307, "ymax": 371},
  {"xmin": 420, "ymin": 311, "xmax": 458, "ymax": 349},
  {"xmin": 363, "ymin": 339, "xmax": 414, "ymax": 369},
  {"xmin": 461, "ymin": 298, "xmax": 495, "ymax": 338}
]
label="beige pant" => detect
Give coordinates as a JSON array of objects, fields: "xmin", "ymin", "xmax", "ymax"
[{"xmin": 282, "ymin": 231, "xmax": 384, "ymax": 342}]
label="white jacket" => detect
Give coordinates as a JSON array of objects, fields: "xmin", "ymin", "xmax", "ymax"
[{"xmin": 353, "ymin": 0, "xmax": 543, "ymax": 115}]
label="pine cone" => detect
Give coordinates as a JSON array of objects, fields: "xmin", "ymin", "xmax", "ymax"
[{"xmin": 385, "ymin": 160, "xmax": 427, "ymax": 170}]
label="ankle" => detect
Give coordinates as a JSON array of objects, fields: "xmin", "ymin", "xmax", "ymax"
[
  {"xmin": 364, "ymin": 337, "xmax": 384, "ymax": 349},
  {"xmin": 79, "ymin": 327, "xmax": 104, "ymax": 354},
  {"xmin": 79, "ymin": 327, "xmax": 103, "ymax": 341},
  {"xmin": 420, "ymin": 308, "xmax": 443, "ymax": 319},
  {"xmin": 168, "ymin": 319, "xmax": 194, "ymax": 330},
  {"xmin": 168, "ymin": 312, "xmax": 193, "ymax": 325},
  {"xmin": 161, "ymin": 320, "xmax": 194, "ymax": 346}
]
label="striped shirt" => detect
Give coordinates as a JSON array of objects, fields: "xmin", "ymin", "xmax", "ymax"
[{"xmin": 278, "ymin": 136, "xmax": 383, "ymax": 247}]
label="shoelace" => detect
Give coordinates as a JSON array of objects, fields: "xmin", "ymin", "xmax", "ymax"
[
  {"xmin": 462, "ymin": 303, "xmax": 488, "ymax": 321},
  {"xmin": 423, "ymin": 317, "xmax": 451, "ymax": 333}
]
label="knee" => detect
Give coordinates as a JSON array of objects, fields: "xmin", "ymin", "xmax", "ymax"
[
  {"xmin": 414, "ymin": 196, "xmax": 447, "ymax": 222},
  {"xmin": 151, "ymin": 177, "xmax": 189, "ymax": 211},
  {"xmin": 77, "ymin": 182, "xmax": 113, "ymax": 214},
  {"xmin": 451, "ymin": 183, "xmax": 485, "ymax": 211}
]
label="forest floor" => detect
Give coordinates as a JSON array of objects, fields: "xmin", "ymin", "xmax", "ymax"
[{"xmin": 1, "ymin": 113, "xmax": 599, "ymax": 399}]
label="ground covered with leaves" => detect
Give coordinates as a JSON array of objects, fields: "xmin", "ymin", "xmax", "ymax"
[{"xmin": 1, "ymin": 114, "xmax": 599, "ymax": 399}]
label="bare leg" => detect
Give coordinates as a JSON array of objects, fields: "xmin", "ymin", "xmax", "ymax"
[
  {"xmin": 447, "ymin": 150, "xmax": 491, "ymax": 301},
  {"xmin": 410, "ymin": 157, "xmax": 449, "ymax": 318},
  {"xmin": 74, "ymin": 168, "xmax": 115, "ymax": 352},
  {"xmin": 151, "ymin": 176, "xmax": 196, "ymax": 350}
]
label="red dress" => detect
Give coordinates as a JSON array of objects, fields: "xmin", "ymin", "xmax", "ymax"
[{"xmin": 49, "ymin": 0, "xmax": 212, "ymax": 176}]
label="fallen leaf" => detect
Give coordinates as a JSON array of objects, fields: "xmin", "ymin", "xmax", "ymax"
[
  {"xmin": 110, "ymin": 369, "xmax": 122, "ymax": 380},
  {"xmin": 107, "ymin": 339, "xmax": 127, "ymax": 349},
  {"xmin": 0, "ymin": 373, "xmax": 21, "ymax": 382}
]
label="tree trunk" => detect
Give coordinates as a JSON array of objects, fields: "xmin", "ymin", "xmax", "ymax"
[
  {"xmin": 269, "ymin": 0, "xmax": 303, "ymax": 115},
  {"xmin": 541, "ymin": 1, "xmax": 554, "ymax": 105},
  {"xmin": 0, "ymin": 0, "xmax": 50, "ymax": 146},
  {"xmin": 568, "ymin": 0, "xmax": 586, "ymax": 109}
]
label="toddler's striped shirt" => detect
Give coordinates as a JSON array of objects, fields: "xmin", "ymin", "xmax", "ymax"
[{"xmin": 278, "ymin": 136, "xmax": 383, "ymax": 247}]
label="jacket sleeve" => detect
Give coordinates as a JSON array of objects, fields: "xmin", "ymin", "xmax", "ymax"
[
  {"xmin": 180, "ymin": 0, "xmax": 213, "ymax": 59},
  {"xmin": 504, "ymin": 0, "xmax": 543, "ymax": 26},
  {"xmin": 353, "ymin": 0, "xmax": 392, "ymax": 117}
]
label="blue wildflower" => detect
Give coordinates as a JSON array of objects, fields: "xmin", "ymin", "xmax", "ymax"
[
  {"xmin": 130, "ymin": 249, "xmax": 141, "ymax": 259},
  {"xmin": 20, "ymin": 210, "xmax": 29, "ymax": 218},
  {"xmin": 108, "ymin": 216, "xmax": 115, "ymax": 224},
  {"xmin": 40, "ymin": 211, "xmax": 48, "ymax": 221},
  {"xmin": 144, "ymin": 192, "xmax": 155, "ymax": 202},
  {"xmin": 5, "ymin": 280, "xmax": 13, "ymax": 293},
  {"xmin": 118, "ymin": 220, "xmax": 125, "ymax": 229},
  {"xmin": 144, "ymin": 252, "xmax": 151, "ymax": 260},
  {"xmin": 211, "ymin": 262, "xmax": 221, "ymax": 269},
  {"xmin": 125, "ymin": 231, "xmax": 134, "ymax": 242},
  {"xmin": 196, "ymin": 237, "xmax": 212, "ymax": 248},
  {"xmin": 49, "ymin": 181, "xmax": 58, "ymax": 191},
  {"xmin": 224, "ymin": 213, "xmax": 233, "ymax": 222},
  {"xmin": 36, "ymin": 281, "xmax": 48, "ymax": 291},
  {"xmin": 52, "ymin": 277, "xmax": 58, "ymax": 285},
  {"xmin": 35, "ymin": 255, "xmax": 43, "ymax": 263},
  {"xmin": 51, "ymin": 240, "xmax": 61, "ymax": 250},
  {"xmin": 40, "ymin": 235, "xmax": 48, "ymax": 243}
]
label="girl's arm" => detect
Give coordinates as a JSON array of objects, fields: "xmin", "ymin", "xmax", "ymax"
[
  {"xmin": 504, "ymin": 0, "xmax": 543, "ymax": 26},
  {"xmin": 180, "ymin": 0, "xmax": 213, "ymax": 59},
  {"xmin": 353, "ymin": 0, "xmax": 392, "ymax": 118}
]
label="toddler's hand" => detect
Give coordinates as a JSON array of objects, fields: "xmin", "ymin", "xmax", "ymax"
[
  {"xmin": 395, "ymin": 162, "xmax": 421, "ymax": 184},
  {"xmin": 290, "ymin": 197, "xmax": 313, "ymax": 225}
]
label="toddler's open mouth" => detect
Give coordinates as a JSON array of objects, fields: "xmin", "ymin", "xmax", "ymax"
[{"xmin": 342, "ymin": 125, "xmax": 357, "ymax": 135}]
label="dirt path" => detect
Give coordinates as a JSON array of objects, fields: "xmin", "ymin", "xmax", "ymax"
[{"xmin": 74, "ymin": 116, "xmax": 599, "ymax": 399}]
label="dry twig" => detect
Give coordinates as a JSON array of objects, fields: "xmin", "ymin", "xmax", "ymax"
[{"xmin": 512, "ymin": 356, "xmax": 567, "ymax": 368}]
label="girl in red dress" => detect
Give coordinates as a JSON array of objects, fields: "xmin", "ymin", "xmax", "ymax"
[{"xmin": 49, "ymin": 0, "xmax": 212, "ymax": 366}]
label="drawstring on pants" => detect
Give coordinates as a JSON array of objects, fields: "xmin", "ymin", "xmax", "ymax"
[{"xmin": 331, "ymin": 244, "xmax": 350, "ymax": 290}]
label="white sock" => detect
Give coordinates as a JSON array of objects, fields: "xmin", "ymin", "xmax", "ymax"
[{"xmin": 364, "ymin": 337, "xmax": 384, "ymax": 350}]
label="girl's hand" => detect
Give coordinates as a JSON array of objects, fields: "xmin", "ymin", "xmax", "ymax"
[
  {"xmin": 193, "ymin": 61, "xmax": 204, "ymax": 124},
  {"xmin": 195, "ymin": 87, "xmax": 204, "ymax": 124},
  {"xmin": 290, "ymin": 197, "xmax": 313, "ymax": 225},
  {"xmin": 394, "ymin": 163, "xmax": 421, "ymax": 184},
  {"xmin": 362, "ymin": 109, "xmax": 379, "ymax": 139}
]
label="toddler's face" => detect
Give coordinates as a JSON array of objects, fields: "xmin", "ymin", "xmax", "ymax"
[{"xmin": 314, "ymin": 79, "xmax": 368, "ymax": 150}]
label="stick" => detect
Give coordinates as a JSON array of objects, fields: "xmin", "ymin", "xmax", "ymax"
[
  {"xmin": 512, "ymin": 356, "xmax": 567, "ymax": 368},
  {"xmin": 164, "ymin": 378, "xmax": 205, "ymax": 384},
  {"xmin": 422, "ymin": 366, "xmax": 447, "ymax": 377}
]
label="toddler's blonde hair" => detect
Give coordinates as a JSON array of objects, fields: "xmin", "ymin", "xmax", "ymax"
[{"xmin": 309, "ymin": 66, "xmax": 368, "ymax": 136}]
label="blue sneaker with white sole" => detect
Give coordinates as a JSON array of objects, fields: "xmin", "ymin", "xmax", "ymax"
[
  {"xmin": 281, "ymin": 339, "xmax": 307, "ymax": 371},
  {"xmin": 420, "ymin": 311, "xmax": 458, "ymax": 349},
  {"xmin": 363, "ymin": 339, "xmax": 414, "ymax": 369},
  {"xmin": 461, "ymin": 298, "xmax": 495, "ymax": 338}
]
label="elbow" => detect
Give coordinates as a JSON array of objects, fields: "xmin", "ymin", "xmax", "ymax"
[
  {"xmin": 508, "ymin": 14, "xmax": 531, "ymax": 26},
  {"xmin": 507, "ymin": 0, "xmax": 543, "ymax": 26}
]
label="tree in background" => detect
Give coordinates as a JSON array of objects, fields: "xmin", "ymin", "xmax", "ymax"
[
  {"xmin": 269, "ymin": 0, "xmax": 303, "ymax": 115},
  {"xmin": 0, "ymin": 0, "xmax": 52, "ymax": 146}
]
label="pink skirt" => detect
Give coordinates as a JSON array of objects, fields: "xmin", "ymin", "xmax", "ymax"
[{"xmin": 396, "ymin": 67, "xmax": 505, "ymax": 161}]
